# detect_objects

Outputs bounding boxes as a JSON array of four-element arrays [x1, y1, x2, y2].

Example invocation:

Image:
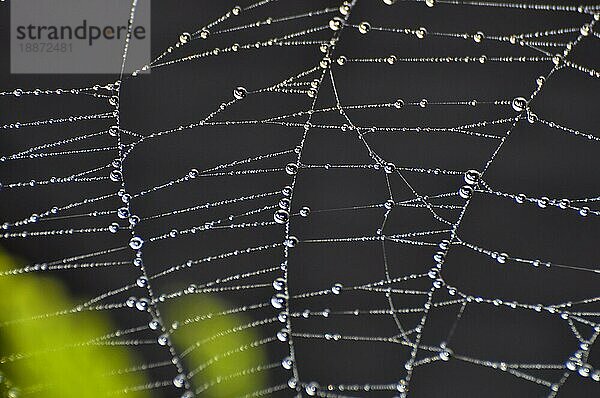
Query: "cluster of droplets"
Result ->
[[0, 370, 20, 398], [565, 343, 600, 381], [511, 192, 595, 217], [458, 169, 481, 200]]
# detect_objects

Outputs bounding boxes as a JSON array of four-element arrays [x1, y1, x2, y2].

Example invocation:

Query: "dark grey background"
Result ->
[[1, 1, 599, 397]]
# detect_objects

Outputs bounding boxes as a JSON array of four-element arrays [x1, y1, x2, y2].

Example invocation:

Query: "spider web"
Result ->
[[1, 0, 600, 397]]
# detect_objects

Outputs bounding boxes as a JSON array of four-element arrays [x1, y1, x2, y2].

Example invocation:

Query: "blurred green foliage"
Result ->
[[0, 250, 149, 398], [0, 249, 269, 397], [167, 294, 268, 397]]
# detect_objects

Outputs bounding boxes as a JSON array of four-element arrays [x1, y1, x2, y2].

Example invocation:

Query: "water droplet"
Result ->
[[129, 236, 144, 250], [552, 54, 562, 65], [416, 27, 427, 39], [277, 328, 289, 342], [136, 276, 148, 288], [285, 163, 298, 175], [126, 296, 136, 307], [179, 32, 191, 44], [566, 359, 578, 371], [497, 252, 508, 264], [299, 206, 311, 217], [536, 76, 545, 87], [282, 356, 294, 369], [464, 169, 480, 185], [109, 170, 122, 182], [305, 382, 319, 396], [272, 277, 285, 291], [511, 97, 527, 112], [157, 334, 169, 345], [129, 215, 140, 226], [459, 185, 473, 199], [580, 24, 591, 36], [329, 17, 344, 31], [358, 21, 371, 34], [271, 293, 287, 309], [578, 364, 592, 377], [109, 223, 119, 233], [188, 168, 199, 179], [284, 236, 299, 248], [7, 388, 20, 398], [384, 162, 396, 174], [173, 374, 186, 388], [558, 199, 570, 209], [233, 86, 247, 100], [274, 209, 290, 224], [473, 31, 485, 43], [149, 319, 160, 330], [135, 297, 149, 311], [118, 207, 130, 219], [331, 283, 343, 294], [288, 377, 298, 388], [279, 198, 291, 210], [394, 99, 404, 108], [278, 312, 288, 323], [439, 348, 453, 361]]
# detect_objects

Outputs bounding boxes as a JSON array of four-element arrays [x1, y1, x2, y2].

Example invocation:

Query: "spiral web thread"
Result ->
[[1, 0, 600, 397]]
